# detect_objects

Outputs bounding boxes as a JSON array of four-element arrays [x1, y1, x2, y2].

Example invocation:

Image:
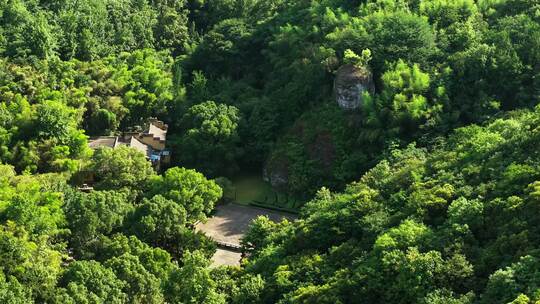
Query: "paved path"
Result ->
[[196, 204, 296, 266], [210, 249, 242, 268]]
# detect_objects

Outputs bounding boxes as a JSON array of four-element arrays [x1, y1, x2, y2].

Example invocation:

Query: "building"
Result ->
[[88, 119, 171, 170]]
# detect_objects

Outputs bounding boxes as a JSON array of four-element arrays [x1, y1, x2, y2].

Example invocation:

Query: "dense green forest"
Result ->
[[0, 0, 539, 303]]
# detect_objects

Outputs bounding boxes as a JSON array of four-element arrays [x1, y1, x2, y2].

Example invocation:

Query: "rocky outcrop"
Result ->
[[334, 64, 375, 110], [263, 159, 289, 189]]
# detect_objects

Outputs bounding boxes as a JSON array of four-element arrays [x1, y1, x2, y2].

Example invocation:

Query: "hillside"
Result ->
[[0, 0, 539, 303], [241, 107, 540, 303]]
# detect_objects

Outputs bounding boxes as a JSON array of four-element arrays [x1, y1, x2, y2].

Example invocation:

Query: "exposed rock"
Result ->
[[334, 64, 375, 110], [263, 159, 289, 189]]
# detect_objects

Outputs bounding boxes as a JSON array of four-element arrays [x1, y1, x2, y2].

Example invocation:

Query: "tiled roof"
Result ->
[[129, 136, 151, 157], [88, 121, 168, 160], [89, 136, 150, 158], [88, 137, 117, 149], [148, 123, 167, 141]]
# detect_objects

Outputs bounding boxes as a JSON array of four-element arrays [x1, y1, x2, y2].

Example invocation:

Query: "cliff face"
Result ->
[[263, 103, 365, 196], [262, 65, 376, 195], [334, 64, 375, 110]]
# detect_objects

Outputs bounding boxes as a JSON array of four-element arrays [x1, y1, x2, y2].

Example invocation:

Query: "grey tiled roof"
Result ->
[[129, 136, 151, 157], [88, 137, 117, 149], [148, 123, 166, 141], [88, 121, 167, 159]]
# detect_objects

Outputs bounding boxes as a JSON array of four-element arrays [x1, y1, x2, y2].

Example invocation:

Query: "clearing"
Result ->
[[229, 174, 303, 211], [196, 203, 296, 266]]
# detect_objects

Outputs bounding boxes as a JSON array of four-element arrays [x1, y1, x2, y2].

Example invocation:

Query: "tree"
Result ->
[[231, 273, 265, 304], [87, 109, 118, 136], [241, 216, 282, 254], [56, 260, 127, 304], [105, 0, 157, 52], [90, 146, 155, 191], [176, 101, 241, 176], [482, 256, 540, 304], [105, 253, 164, 304], [152, 0, 190, 55], [364, 11, 436, 71], [373, 220, 432, 253], [0, 1, 57, 58], [63, 190, 132, 254], [419, 0, 478, 28], [328, 10, 436, 74], [126, 195, 188, 258], [0, 272, 31, 304], [361, 60, 433, 141], [84, 234, 176, 283], [0, 171, 67, 239], [0, 223, 63, 301], [34, 100, 81, 144], [56, 0, 111, 60], [1, 0, 540, 301], [343, 48, 372, 68], [422, 289, 474, 304], [189, 18, 253, 77], [111, 50, 174, 127], [0, 164, 15, 188], [165, 251, 226, 304], [56, 0, 158, 60], [149, 167, 222, 222]]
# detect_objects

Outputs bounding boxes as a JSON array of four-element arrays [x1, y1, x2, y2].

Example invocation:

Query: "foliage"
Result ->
[[165, 250, 226, 304], [362, 59, 434, 141], [343, 48, 372, 68], [105, 253, 164, 304], [56, 260, 127, 303], [240, 107, 540, 303], [149, 167, 222, 223], [64, 190, 132, 255], [90, 146, 155, 191], [126, 195, 188, 259], [0, 0, 539, 302], [174, 100, 241, 176]]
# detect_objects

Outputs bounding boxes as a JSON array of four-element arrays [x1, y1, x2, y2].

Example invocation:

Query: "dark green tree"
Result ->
[[176, 101, 241, 176], [63, 190, 132, 254], [90, 146, 155, 191], [56, 261, 127, 304], [149, 167, 222, 223]]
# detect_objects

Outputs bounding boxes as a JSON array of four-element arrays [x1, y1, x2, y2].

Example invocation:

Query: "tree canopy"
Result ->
[[0, 0, 540, 303]]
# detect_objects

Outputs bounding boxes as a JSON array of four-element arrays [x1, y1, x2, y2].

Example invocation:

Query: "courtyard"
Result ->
[[196, 203, 296, 266]]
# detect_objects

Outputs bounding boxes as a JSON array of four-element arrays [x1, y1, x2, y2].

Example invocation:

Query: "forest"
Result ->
[[0, 0, 539, 303]]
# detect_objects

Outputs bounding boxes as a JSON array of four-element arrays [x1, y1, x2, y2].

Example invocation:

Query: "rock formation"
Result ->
[[263, 160, 289, 189], [334, 64, 375, 110]]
